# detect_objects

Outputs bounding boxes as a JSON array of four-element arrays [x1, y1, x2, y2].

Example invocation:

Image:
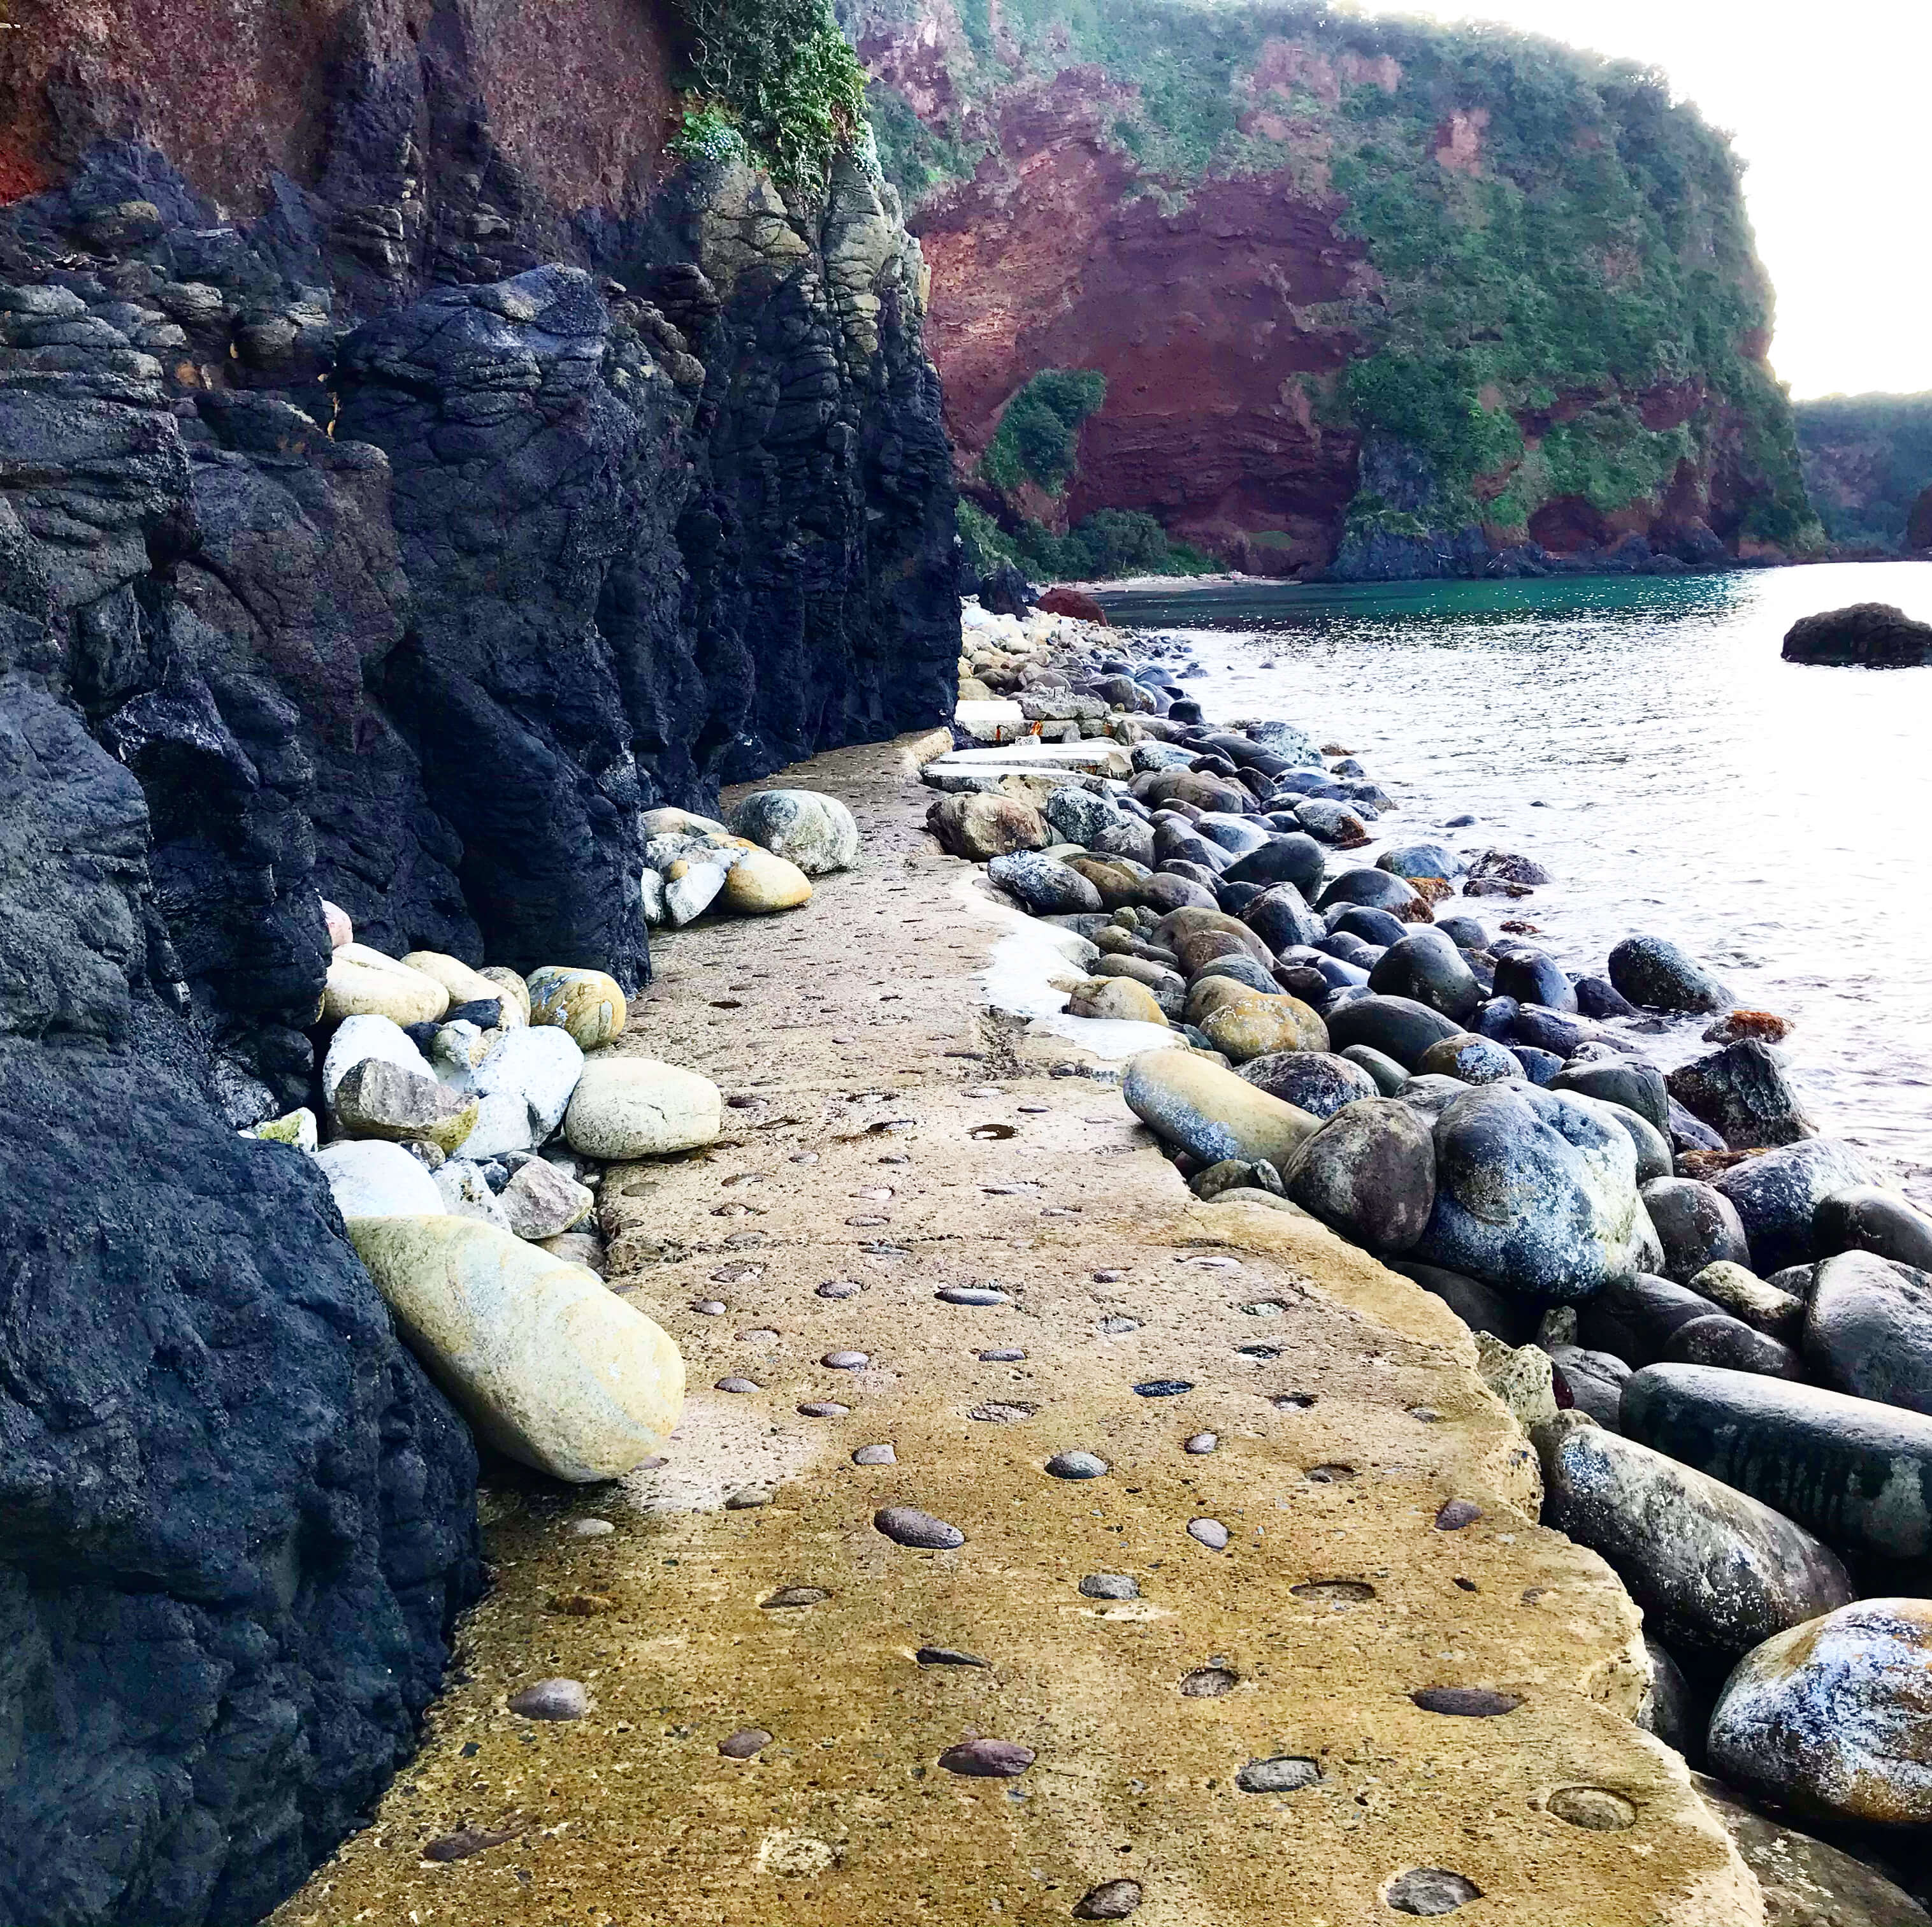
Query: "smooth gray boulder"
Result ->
[[1368, 929, 1482, 1024], [1715, 1139, 1878, 1273], [1660, 1311, 1802, 1380], [1621, 1364, 1932, 1560], [1805, 1251, 1932, 1415], [1413, 1083, 1661, 1303], [987, 850, 1104, 915], [1538, 1411, 1854, 1657], [1284, 1097, 1437, 1253], [1579, 1272, 1722, 1366], [1643, 1177, 1751, 1283], [1815, 1187, 1932, 1271], [1239, 1050, 1380, 1118], [1608, 934, 1733, 1013], [1325, 995, 1464, 1071], [1552, 1058, 1670, 1136], [1707, 1599, 1932, 1828], [1543, 1343, 1630, 1429]]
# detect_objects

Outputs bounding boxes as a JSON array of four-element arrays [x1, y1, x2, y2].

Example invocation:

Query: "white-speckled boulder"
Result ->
[[564, 1057, 722, 1159], [730, 788, 860, 874]]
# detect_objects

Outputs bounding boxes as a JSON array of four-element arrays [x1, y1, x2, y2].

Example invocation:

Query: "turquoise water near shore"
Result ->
[[1097, 561, 1932, 1203]]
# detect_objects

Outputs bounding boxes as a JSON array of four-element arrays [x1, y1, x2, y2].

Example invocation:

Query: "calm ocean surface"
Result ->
[[1097, 561, 1932, 1204]]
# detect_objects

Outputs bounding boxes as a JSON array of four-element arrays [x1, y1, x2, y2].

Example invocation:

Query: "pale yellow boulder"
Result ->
[[401, 950, 502, 1009], [1065, 977, 1168, 1027], [322, 944, 450, 1026], [1185, 974, 1269, 1025], [527, 966, 628, 1049], [1197, 992, 1329, 1064], [347, 1216, 683, 1482], [1122, 1048, 1321, 1171], [248, 1108, 318, 1151], [565, 1057, 722, 1159], [321, 900, 354, 949], [479, 966, 531, 1027], [721, 847, 813, 914]]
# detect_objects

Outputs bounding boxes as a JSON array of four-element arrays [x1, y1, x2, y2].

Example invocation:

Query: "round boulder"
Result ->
[[1415, 1083, 1661, 1302], [1239, 1051, 1380, 1119], [1123, 1049, 1320, 1173], [1641, 1177, 1751, 1283], [1805, 1251, 1932, 1415], [730, 787, 860, 874], [1608, 934, 1733, 1014], [1325, 995, 1464, 1071], [1708, 1599, 1932, 1827], [1417, 1032, 1520, 1086], [986, 851, 1104, 916], [1197, 992, 1328, 1065], [1815, 1187, 1932, 1272], [1715, 1139, 1878, 1273], [926, 793, 1048, 861], [564, 1058, 722, 1159], [722, 848, 814, 914], [1369, 931, 1481, 1023], [1491, 949, 1577, 1014], [527, 966, 628, 1050], [1285, 1098, 1437, 1253], [322, 943, 451, 1027]]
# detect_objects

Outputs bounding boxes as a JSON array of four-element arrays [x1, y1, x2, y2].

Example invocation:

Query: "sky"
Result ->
[[1347, 0, 1932, 399]]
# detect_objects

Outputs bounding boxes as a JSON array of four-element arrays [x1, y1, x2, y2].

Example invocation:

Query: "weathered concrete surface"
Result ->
[[275, 732, 1761, 1927]]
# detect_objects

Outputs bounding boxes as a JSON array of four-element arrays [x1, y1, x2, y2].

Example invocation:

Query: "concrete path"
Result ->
[[276, 732, 1760, 1927]]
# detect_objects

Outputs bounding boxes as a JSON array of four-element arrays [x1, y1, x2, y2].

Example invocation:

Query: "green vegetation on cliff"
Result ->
[[981, 368, 1107, 496], [1794, 394, 1932, 550], [844, 0, 1820, 562], [672, 0, 869, 189]]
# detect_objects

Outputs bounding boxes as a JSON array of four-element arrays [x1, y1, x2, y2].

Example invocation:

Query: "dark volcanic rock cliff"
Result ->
[[844, 0, 1820, 579], [0, 3, 955, 1921]]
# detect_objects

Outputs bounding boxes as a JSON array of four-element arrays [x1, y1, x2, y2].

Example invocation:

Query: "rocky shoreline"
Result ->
[[935, 598, 1932, 1910]]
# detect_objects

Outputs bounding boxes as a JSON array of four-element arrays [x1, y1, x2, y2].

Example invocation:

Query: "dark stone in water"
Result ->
[[1575, 975, 1639, 1020], [1782, 601, 1932, 666], [1668, 1039, 1817, 1149], [1222, 832, 1326, 894], [1330, 905, 1409, 948], [1621, 1362, 1932, 1559], [1608, 935, 1733, 1014], [1369, 931, 1482, 1024], [1715, 1139, 1877, 1273], [1508, 1044, 1563, 1085], [1492, 949, 1576, 1013]]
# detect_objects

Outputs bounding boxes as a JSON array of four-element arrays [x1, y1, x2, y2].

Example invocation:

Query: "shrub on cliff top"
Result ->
[[674, 0, 869, 191]]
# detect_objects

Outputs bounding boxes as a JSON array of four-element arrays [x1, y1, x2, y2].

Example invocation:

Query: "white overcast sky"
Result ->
[[1346, 0, 1931, 398]]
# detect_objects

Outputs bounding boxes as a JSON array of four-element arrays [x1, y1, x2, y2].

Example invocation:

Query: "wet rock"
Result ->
[[1285, 1098, 1437, 1253], [1417, 1032, 1520, 1085], [1579, 1271, 1720, 1366], [1492, 949, 1576, 1013], [875, 1506, 964, 1549], [926, 792, 1048, 860], [1369, 931, 1482, 1023], [1575, 975, 1640, 1021], [1073, 1877, 1144, 1918], [1552, 1059, 1670, 1137], [1607, 934, 1733, 1014], [1239, 1050, 1379, 1118], [1079, 1573, 1139, 1599], [1537, 1411, 1853, 1657], [937, 1737, 1034, 1777], [1717, 1139, 1878, 1273], [1806, 1252, 1932, 1415], [1471, 849, 1550, 887], [1123, 1048, 1320, 1172], [1380, 841, 1466, 881], [1294, 797, 1370, 846], [508, 1678, 587, 1720], [1668, 1040, 1816, 1149], [1694, 1772, 1932, 1927], [350, 1218, 682, 1482], [1224, 834, 1327, 895], [1415, 1083, 1660, 1303], [1390, 1260, 1532, 1345], [1643, 1178, 1752, 1283], [989, 850, 1105, 915], [1235, 1756, 1321, 1793], [730, 788, 860, 874], [1662, 1311, 1801, 1378], [1815, 1187, 1932, 1271], [1708, 1599, 1932, 1827], [1622, 1364, 1932, 1559], [1782, 601, 1932, 666], [564, 1058, 722, 1159], [1325, 995, 1465, 1071]]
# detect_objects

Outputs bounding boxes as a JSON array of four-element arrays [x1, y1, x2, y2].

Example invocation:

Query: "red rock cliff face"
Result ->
[[907, 70, 1368, 570]]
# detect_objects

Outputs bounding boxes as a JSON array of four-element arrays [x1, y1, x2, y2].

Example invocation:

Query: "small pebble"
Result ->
[[937, 1736, 1034, 1777], [715, 1376, 760, 1394], [1306, 1463, 1356, 1483], [1184, 1432, 1218, 1454], [1179, 1666, 1237, 1697], [1187, 1518, 1230, 1550], [424, 1824, 520, 1863], [1236, 1344, 1280, 1360], [1272, 1392, 1316, 1411], [818, 1280, 861, 1299], [978, 1347, 1026, 1362], [738, 1327, 780, 1343], [1093, 1269, 1127, 1283], [789, 1152, 819, 1165], [798, 1401, 850, 1418], [724, 1486, 772, 1509], [823, 1350, 870, 1370], [1235, 1755, 1321, 1794], [1100, 1317, 1142, 1335], [1411, 1687, 1522, 1717], [937, 1285, 1013, 1306], [760, 1586, 828, 1608], [507, 1678, 586, 1721], [1017, 1103, 1049, 1114], [1133, 1378, 1193, 1398], [967, 1401, 1036, 1423], [1073, 1879, 1143, 1920], [1044, 1450, 1109, 1480], [1434, 1499, 1483, 1531], [852, 1443, 897, 1465], [692, 1299, 727, 1315], [719, 1727, 772, 1758], [568, 1518, 615, 1538], [1387, 1869, 1483, 1915], [874, 1506, 964, 1549], [1410, 1405, 1443, 1424], [916, 1646, 991, 1668], [1081, 1573, 1139, 1600]]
